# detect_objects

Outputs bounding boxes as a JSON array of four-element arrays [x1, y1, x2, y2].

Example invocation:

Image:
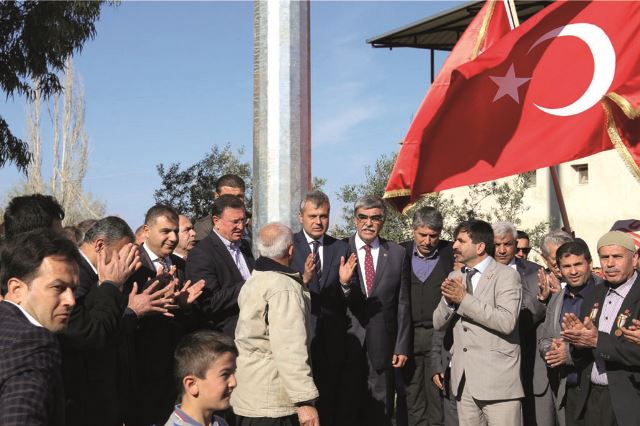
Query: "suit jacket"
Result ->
[[571, 273, 640, 425], [343, 235, 411, 371], [291, 231, 350, 364], [186, 230, 255, 337], [515, 258, 549, 396], [0, 301, 65, 426], [60, 256, 126, 426], [537, 275, 599, 411], [433, 256, 523, 401]]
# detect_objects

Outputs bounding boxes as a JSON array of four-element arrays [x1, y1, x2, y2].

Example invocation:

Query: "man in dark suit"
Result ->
[[339, 195, 411, 426], [0, 229, 80, 425], [562, 231, 640, 426], [290, 190, 355, 426], [193, 174, 247, 242], [398, 206, 453, 426], [186, 194, 255, 337], [124, 204, 204, 426], [492, 221, 550, 426], [61, 216, 141, 426]]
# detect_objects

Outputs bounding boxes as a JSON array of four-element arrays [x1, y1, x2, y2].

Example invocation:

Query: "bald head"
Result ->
[[256, 222, 294, 264]]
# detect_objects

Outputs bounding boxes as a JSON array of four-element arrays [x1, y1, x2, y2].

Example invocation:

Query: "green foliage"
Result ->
[[154, 144, 251, 220], [0, 1, 107, 171], [312, 176, 327, 192], [334, 152, 548, 244]]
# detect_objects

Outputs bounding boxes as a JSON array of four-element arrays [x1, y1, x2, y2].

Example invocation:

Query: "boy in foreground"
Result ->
[[165, 330, 238, 426]]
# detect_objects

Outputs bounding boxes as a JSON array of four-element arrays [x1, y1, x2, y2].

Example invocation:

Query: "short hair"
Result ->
[[353, 195, 387, 217], [516, 230, 530, 241], [412, 206, 443, 232], [75, 219, 98, 243], [299, 190, 330, 212], [144, 204, 179, 226], [556, 241, 592, 264], [215, 174, 245, 193], [492, 221, 517, 240], [174, 330, 238, 397], [256, 222, 293, 259], [540, 230, 573, 258], [454, 220, 495, 256], [63, 226, 82, 244], [83, 216, 135, 245], [3, 194, 65, 238], [0, 229, 81, 295], [212, 194, 246, 217]]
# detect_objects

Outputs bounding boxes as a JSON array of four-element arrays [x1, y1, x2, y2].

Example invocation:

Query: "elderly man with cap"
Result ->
[[561, 231, 640, 426]]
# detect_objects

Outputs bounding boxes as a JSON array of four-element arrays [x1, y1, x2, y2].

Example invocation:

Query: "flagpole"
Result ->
[[505, 0, 572, 233]]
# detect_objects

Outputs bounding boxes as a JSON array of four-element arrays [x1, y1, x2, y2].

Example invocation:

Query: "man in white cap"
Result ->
[[561, 231, 640, 426]]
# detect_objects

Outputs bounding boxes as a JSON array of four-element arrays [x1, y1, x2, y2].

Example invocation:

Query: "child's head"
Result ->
[[174, 330, 238, 412]]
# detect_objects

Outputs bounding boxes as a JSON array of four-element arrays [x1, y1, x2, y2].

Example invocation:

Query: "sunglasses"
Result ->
[[517, 247, 532, 254]]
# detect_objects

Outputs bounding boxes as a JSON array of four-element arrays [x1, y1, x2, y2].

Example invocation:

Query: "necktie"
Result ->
[[465, 268, 478, 295], [311, 240, 322, 282], [363, 244, 375, 296], [155, 257, 168, 275]]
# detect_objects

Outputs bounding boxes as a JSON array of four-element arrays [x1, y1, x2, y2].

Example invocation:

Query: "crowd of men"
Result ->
[[1, 173, 639, 426]]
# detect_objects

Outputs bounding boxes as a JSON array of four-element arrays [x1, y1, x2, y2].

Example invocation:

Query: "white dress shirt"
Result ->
[[469, 255, 493, 294], [142, 243, 173, 274], [214, 229, 251, 281], [5, 300, 43, 327], [303, 231, 324, 271]]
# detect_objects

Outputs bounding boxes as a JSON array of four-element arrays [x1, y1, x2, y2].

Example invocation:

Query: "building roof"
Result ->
[[367, 1, 552, 51]]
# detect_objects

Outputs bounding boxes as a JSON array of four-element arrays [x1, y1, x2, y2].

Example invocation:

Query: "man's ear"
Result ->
[[288, 244, 294, 258], [6, 277, 28, 303], [476, 242, 486, 256], [94, 238, 106, 253], [183, 375, 199, 397]]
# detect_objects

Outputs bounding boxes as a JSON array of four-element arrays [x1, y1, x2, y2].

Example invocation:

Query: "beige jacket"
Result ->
[[231, 266, 318, 418]]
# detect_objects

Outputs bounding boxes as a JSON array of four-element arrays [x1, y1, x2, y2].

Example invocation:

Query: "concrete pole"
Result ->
[[252, 0, 311, 238]]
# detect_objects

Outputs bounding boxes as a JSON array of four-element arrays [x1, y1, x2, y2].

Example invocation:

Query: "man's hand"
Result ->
[[441, 277, 465, 305], [127, 281, 175, 318], [339, 253, 358, 284], [537, 268, 550, 302], [545, 338, 568, 368], [297, 405, 320, 426], [432, 373, 444, 391], [97, 243, 141, 289], [561, 315, 598, 348], [621, 318, 640, 345], [548, 273, 561, 294], [302, 253, 315, 285], [174, 279, 205, 308], [392, 354, 408, 368]]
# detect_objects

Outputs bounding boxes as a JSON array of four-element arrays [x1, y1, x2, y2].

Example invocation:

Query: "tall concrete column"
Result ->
[[252, 0, 311, 238]]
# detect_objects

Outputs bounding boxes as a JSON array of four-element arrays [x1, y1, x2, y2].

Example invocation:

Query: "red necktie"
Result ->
[[363, 244, 375, 296]]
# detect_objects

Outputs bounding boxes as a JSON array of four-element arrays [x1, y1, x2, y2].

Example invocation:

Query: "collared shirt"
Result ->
[[591, 272, 637, 385], [468, 256, 493, 294], [560, 277, 596, 385], [79, 250, 98, 276], [142, 243, 173, 274], [508, 258, 517, 270], [355, 233, 380, 298], [163, 404, 228, 426], [412, 243, 439, 282], [214, 229, 251, 281], [303, 230, 324, 271], [5, 300, 43, 328]]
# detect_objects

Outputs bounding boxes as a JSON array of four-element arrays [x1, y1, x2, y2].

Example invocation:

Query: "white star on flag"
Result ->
[[489, 64, 531, 104]]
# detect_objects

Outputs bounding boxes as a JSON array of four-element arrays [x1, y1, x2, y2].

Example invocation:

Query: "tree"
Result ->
[[0, 1, 106, 172], [333, 152, 548, 245], [154, 144, 252, 219], [4, 59, 105, 225]]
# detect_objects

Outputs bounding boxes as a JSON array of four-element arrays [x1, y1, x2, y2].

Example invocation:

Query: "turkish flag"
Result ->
[[385, 0, 512, 210], [385, 0, 640, 211]]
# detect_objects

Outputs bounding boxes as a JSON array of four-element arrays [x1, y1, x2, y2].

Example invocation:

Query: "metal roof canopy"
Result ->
[[367, 1, 552, 51]]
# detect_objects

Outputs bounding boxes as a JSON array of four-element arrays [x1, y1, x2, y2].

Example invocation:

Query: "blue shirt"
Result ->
[[411, 243, 439, 282]]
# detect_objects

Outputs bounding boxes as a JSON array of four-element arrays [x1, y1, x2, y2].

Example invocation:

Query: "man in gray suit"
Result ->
[[492, 221, 550, 426], [433, 220, 523, 425], [538, 241, 599, 426]]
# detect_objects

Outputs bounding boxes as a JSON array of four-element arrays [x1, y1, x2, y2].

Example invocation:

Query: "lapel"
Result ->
[[349, 235, 366, 294], [551, 290, 565, 335], [240, 239, 255, 271], [320, 235, 338, 288], [473, 257, 496, 300], [139, 243, 156, 274], [208, 231, 243, 280], [372, 238, 389, 295], [600, 274, 640, 333]]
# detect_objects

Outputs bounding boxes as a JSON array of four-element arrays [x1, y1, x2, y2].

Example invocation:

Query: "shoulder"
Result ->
[[214, 415, 230, 426], [491, 259, 520, 281], [381, 238, 404, 254], [248, 271, 304, 294]]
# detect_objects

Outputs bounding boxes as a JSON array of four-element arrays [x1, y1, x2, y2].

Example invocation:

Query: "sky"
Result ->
[[0, 1, 456, 228]]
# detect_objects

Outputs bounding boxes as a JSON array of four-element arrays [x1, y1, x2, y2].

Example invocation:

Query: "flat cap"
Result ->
[[597, 231, 636, 253]]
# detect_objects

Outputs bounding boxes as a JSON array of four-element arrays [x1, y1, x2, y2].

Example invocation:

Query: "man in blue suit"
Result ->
[[291, 190, 357, 426]]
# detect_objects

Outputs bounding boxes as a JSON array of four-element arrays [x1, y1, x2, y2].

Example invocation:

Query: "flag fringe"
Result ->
[[602, 99, 640, 183], [606, 92, 640, 119]]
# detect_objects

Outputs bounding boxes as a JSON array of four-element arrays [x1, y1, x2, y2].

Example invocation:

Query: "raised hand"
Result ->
[[339, 253, 358, 285], [174, 279, 205, 308], [127, 281, 175, 318], [548, 273, 562, 294], [537, 268, 550, 301], [302, 253, 315, 285], [97, 243, 141, 290], [621, 319, 640, 345], [441, 276, 465, 305], [561, 315, 598, 348]]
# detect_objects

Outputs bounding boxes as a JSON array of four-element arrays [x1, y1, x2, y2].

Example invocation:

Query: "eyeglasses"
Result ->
[[356, 214, 384, 224], [517, 247, 532, 254]]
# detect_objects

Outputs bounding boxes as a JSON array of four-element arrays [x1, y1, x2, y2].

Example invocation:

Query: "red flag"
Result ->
[[385, 1, 640, 211], [385, 0, 512, 210]]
